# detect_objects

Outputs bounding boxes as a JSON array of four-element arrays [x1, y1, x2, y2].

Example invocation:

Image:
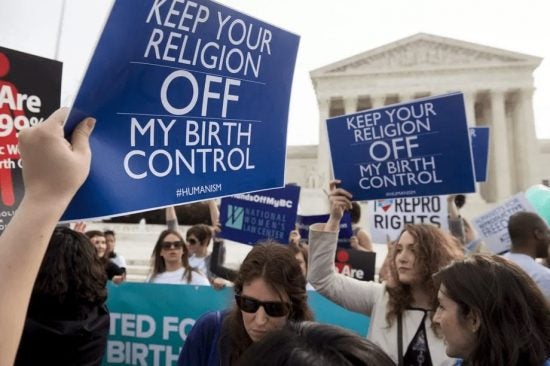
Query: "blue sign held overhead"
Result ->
[[62, 0, 300, 221], [327, 92, 476, 201], [469, 127, 490, 182], [219, 185, 301, 245], [296, 213, 353, 248]]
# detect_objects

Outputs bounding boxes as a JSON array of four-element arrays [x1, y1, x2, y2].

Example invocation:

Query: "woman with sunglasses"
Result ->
[[308, 182, 463, 365], [146, 229, 210, 285], [177, 242, 314, 365]]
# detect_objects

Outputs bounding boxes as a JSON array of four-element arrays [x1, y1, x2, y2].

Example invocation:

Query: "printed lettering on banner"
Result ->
[[62, 0, 300, 221], [327, 92, 476, 201], [367, 196, 448, 243], [472, 193, 535, 254], [0, 46, 62, 232], [219, 184, 300, 245]]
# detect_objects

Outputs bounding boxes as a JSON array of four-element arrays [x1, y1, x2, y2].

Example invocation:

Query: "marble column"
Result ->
[[343, 96, 357, 114], [399, 93, 415, 103], [370, 95, 386, 109], [515, 88, 541, 190], [488, 90, 512, 201], [316, 97, 332, 189], [463, 91, 477, 126]]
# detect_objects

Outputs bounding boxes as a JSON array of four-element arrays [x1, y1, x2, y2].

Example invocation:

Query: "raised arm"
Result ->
[[308, 180, 383, 315], [446, 195, 465, 245], [0, 108, 94, 365], [209, 238, 237, 282], [166, 205, 179, 231]]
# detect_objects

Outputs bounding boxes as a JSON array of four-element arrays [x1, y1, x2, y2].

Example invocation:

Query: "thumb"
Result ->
[[71, 117, 95, 155]]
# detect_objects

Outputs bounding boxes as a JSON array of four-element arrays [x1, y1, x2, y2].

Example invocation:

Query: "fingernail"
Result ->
[[86, 118, 96, 132]]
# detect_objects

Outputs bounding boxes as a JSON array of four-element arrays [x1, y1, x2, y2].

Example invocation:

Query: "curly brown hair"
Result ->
[[386, 224, 463, 332], [220, 242, 314, 364]]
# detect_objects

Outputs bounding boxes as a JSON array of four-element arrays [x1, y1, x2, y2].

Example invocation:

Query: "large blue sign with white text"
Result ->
[[469, 126, 490, 182], [219, 184, 301, 245], [62, 0, 300, 221], [327, 93, 476, 201]]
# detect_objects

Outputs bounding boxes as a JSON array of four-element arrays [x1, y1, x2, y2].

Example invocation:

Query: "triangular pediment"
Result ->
[[311, 33, 542, 77]]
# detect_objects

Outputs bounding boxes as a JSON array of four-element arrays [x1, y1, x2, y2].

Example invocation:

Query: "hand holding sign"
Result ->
[[19, 108, 94, 205], [326, 180, 353, 232]]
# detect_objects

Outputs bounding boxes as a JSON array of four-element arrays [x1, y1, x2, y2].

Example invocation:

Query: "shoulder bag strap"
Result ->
[[397, 313, 404, 366]]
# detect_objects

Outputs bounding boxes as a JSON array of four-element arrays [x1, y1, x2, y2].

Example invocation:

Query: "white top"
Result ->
[[110, 253, 127, 268], [308, 223, 455, 366], [147, 268, 210, 286], [502, 252, 550, 301], [188, 255, 208, 275]]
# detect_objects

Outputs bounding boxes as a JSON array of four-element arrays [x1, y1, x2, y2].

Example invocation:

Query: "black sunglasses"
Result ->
[[235, 294, 290, 317], [161, 240, 184, 250], [187, 237, 199, 245]]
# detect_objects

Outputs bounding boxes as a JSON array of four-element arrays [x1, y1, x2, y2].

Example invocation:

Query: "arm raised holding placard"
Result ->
[[0, 108, 94, 366]]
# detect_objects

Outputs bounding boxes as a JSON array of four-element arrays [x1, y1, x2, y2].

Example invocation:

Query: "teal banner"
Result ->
[[103, 282, 370, 365]]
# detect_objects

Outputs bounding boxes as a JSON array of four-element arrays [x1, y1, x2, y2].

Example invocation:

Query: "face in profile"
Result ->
[[186, 233, 201, 256], [239, 277, 290, 342], [433, 285, 477, 359], [160, 233, 184, 265], [105, 233, 116, 254], [90, 235, 107, 258], [394, 230, 422, 285]]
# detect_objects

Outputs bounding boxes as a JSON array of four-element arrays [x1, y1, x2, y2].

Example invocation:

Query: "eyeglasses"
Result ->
[[235, 294, 290, 317], [186, 237, 199, 245], [160, 240, 184, 250]]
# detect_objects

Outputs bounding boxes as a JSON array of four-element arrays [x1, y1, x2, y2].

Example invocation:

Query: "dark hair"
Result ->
[[508, 211, 549, 254], [434, 254, 550, 366], [350, 201, 361, 224], [149, 229, 193, 283], [221, 242, 314, 363], [33, 227, 107, 305], [454, 194, 466, 209], [85, 230, 105, 239], [288, 241, 309, 272], [186, 224, 212, 246], [236, 321, 395, 366], [104, 230, 115, 237], [387, 224, 463, 331]]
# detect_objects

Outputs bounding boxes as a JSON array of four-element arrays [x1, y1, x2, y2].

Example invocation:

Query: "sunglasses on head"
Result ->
[[235, 294, 290, 317], [160, 240, 184, 250], [187, 237, 199, 245]]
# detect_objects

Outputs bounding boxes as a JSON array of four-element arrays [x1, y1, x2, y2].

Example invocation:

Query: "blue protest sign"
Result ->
[[327, 92, 476, 201], [62, 0, 300, 221], [296, 212, 353, 248], [103, 283, 370, 365], [219, 184, 301, 244], [469, 127, 490, 182]]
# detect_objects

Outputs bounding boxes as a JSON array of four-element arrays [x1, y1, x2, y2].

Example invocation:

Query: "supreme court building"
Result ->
[[286, 33, 550, 213]]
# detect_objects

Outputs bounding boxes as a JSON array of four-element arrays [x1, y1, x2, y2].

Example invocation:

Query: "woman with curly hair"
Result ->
[[178, 242, 314, 365], [146, 229, 210, 285], [15, 226, 110, 365], [433, 254, 550, 366], [308, 181, 463, 366]]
